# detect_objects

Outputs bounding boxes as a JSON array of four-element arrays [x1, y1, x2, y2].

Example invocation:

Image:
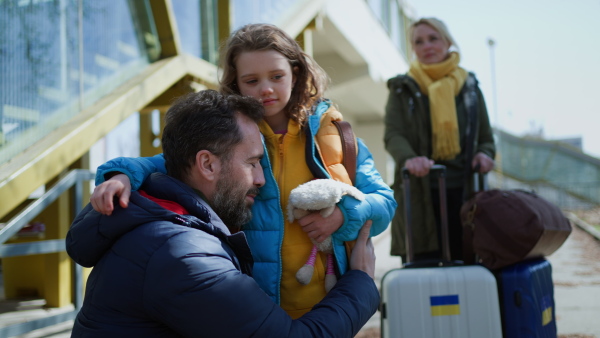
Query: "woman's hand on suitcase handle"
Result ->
[[404, 156, 434, 177], [350, 220, 375, 279], [471, 152, 495, 174]]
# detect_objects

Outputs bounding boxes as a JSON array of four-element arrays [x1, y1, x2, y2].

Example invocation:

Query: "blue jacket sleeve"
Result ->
[[95, 154, 166, 190], [146, 236, 379, 337], [333, 138, 396, 241]]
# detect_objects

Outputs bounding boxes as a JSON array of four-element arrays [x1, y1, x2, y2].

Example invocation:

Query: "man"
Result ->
[[66, 90, 378, 337]]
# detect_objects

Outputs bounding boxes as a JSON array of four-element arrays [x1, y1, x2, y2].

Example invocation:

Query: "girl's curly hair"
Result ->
[[219, 23, 329, 125]]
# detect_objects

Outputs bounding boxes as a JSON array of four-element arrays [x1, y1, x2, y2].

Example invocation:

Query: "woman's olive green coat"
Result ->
[[384, 73, 496, 257]]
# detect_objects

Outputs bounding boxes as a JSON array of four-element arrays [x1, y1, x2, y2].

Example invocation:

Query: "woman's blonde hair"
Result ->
[[409, 17, 458, 50], [219, 23, 329, 125]]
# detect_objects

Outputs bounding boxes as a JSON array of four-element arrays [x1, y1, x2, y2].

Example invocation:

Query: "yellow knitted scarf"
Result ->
[[408, 52, 467, 160]]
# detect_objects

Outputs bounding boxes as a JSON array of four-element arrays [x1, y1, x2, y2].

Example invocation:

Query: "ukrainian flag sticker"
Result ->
[[541, 295, 553, 326], [430, 295, 460, 316]]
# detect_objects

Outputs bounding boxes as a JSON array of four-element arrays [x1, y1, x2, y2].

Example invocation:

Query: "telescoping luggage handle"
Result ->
[[472, 164, 489, 193], [402, 164, 453, 266], [463, 166, 488, 265]]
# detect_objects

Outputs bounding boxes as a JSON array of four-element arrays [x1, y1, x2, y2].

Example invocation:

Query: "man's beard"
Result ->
[[211, 170, 259, 233]]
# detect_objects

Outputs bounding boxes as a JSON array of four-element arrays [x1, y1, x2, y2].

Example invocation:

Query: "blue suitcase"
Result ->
[[495, 258, 557, 338]]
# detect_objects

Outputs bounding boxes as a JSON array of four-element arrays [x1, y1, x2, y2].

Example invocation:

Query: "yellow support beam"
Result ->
[[139, 109, 165, 158], [218, 0, 231, 46], [2, 247, 45, 299], [149, 0, 180, 58], [138, 74, 213, 157], [297, 27, 314, 58]]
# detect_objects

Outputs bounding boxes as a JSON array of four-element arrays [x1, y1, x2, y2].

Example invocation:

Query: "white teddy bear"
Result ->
[[287, 179, 365, 292]]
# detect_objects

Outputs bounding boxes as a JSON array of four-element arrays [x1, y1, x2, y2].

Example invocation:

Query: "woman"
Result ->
[[384, 17, 495, 263]]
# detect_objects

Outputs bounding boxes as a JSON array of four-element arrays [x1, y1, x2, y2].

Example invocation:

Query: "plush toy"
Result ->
[[287, 179, 365, 292]]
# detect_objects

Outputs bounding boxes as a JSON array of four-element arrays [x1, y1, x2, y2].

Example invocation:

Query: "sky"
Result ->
[[406, 0, 600, 159]]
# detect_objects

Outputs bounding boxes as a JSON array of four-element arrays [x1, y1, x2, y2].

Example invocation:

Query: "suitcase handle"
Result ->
[[402, 165, 454, 266], [472, 164, 489, 192], [464, 168, 488, 265]]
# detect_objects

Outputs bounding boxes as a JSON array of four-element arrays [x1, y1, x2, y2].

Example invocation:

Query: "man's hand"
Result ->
[[298, 206, 343, 244], [404, 156, 434, 177], [350, 220, 375, 279], [472, 152, 495, 173], [90, 174, 132, 216]]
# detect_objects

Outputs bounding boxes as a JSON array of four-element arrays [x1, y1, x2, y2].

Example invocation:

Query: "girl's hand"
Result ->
[[404, 156, 434, 177], [472, 152, 495, 173], [298, 206, 344, 243], [90, 174, 132, 216]]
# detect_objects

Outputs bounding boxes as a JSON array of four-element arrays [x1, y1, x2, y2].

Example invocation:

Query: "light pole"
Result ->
[[487, 37, 503, 188], [487, 38, 498, 128]]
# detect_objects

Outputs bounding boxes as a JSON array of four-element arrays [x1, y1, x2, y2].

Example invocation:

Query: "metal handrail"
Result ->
[[0, 169, 94, 337], [0, 170, 94, 244]]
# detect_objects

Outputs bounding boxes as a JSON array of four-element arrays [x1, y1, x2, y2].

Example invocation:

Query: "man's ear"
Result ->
[[195, 150, 220, 181]]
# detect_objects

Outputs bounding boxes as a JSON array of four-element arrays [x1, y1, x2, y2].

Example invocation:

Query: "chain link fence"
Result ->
[[491, 129, 600, 210]]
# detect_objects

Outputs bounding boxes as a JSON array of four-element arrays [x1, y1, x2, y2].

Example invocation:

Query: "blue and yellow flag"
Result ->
[[541, 295, 553, 326], [430, 295, 460, 316]]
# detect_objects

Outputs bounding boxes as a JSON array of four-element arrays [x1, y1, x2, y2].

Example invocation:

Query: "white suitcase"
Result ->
[[381, 264, 502, 337], [380, 165, 502, 338]]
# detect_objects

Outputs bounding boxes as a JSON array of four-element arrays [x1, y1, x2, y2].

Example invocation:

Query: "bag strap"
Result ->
[[330, 120, 359, 262], [332, 120, 356, 184], [304, 129, 329, 180], [461, 200, 477, 265]]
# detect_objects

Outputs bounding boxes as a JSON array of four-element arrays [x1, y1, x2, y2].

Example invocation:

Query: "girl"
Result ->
[[91, 23, 396, 318]]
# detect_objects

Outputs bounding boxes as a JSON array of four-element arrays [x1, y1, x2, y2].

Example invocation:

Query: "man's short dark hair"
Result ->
[[161, 90, 264, 181]]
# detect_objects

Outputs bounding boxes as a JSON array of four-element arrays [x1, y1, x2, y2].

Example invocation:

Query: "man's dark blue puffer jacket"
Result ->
[[66, 173, 379, 337]]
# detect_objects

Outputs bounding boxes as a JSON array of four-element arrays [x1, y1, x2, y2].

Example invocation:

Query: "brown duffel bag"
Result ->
[[461, 189, 572, 270]]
